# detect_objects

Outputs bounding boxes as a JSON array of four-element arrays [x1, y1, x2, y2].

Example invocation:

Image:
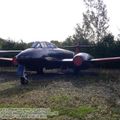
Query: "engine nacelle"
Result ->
[[73, 52, 93, 68], [73, 55, 83, 66]]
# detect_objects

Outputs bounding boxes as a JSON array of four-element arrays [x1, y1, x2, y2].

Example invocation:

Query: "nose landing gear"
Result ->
[[17, 64, 29, 85], [20, 76, 28, 85]]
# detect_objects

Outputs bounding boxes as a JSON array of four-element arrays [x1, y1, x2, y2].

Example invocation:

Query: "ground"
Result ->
[[0, 68, 120, 120]]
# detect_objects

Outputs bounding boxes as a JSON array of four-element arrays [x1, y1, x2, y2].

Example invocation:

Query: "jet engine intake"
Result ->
[[73, 55, 83, 67]]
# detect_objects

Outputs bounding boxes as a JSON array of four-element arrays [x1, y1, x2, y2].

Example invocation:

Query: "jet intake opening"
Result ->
[[73, 56, 83, 66]]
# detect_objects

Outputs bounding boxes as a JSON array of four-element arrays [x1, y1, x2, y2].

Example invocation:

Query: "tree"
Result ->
[[75, 0, 109, 42], [73, 24, 91, 45], [100, 33, 114, 47], [0, 38, 28, 50], [0, 38, 5, 49], [94, 33, 116, 57], [51, 40, 62, 47], [62, 36, 74, 46]]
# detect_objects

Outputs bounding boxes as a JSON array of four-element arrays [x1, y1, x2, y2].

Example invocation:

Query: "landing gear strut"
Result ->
[[17, 64, 29, 85]]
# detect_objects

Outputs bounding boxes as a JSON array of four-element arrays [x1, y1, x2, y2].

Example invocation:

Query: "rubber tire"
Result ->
[[20, 77, 29, 85]]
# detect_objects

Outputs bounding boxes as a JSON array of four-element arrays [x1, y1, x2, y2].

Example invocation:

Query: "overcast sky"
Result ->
[[0, 0, 119, 43]]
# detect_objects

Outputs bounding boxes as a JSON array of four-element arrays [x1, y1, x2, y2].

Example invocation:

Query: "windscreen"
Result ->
[[31, 41, 57, 48], [31, 42, 41, 48]]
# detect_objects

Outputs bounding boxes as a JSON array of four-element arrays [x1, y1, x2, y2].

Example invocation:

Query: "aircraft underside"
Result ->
[[20, 58, 91, 71]]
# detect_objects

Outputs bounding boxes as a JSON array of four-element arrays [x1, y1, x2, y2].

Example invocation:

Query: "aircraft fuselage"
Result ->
[[16, 42, 75, 70]]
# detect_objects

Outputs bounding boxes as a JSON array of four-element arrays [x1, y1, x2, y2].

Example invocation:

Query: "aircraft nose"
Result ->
[[16, 48, 43, 64], [16, 51, 33, 60], [15, 50, 34, 65]]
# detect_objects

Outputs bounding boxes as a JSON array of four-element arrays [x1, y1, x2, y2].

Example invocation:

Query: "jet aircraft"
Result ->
[[0, 41, 120, 85]]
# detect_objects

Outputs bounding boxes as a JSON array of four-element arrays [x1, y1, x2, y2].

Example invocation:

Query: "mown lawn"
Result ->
[[0, 68, 120, 120]]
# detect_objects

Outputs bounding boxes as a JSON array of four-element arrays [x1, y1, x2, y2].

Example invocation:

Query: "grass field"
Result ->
[[0, 68, 120, 120]]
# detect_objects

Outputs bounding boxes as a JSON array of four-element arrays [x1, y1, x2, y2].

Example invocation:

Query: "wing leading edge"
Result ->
[[62, 56, 120, 69], [0, 50, 21, 67], [91, 57, 120, 68], [0, 57, 13, 67], [91, 57, 120, 62]]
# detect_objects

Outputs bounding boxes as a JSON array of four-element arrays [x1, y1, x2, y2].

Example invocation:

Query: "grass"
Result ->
[[55, 105, 96, 119], [0, 68, 120, 119]]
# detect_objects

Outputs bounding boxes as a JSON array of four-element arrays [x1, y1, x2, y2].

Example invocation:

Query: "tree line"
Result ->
[[0, 38, 31, 50], [51, 33, 120, 58]]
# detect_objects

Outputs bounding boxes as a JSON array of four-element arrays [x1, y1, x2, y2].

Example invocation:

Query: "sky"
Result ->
[[104, 0, 120, 36], [0, 0, 119, 43]]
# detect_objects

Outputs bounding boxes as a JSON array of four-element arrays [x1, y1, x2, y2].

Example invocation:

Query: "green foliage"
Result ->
[[83, 0, 109, 41], [0, 38, 5, 49], [93, 34, 120, 57], [51, 40, 62, 47], [62, 36, 74, 46], [56, 106, 96, 119], [51, 33, 120, 62], [0, 38, 29, 50]]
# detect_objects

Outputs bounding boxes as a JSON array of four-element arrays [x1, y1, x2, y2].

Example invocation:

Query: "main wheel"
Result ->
[[20, 76, 29, 85]]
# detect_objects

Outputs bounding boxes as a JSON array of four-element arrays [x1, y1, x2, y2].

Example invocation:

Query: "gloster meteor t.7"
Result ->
[[0, 41, 120, 85]]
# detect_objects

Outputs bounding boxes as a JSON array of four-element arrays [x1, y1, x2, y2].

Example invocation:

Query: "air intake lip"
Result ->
[[73, 56, 83, 66]]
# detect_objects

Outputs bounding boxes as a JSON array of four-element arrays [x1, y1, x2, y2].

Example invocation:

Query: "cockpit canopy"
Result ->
[[31, 41, 57, 48]]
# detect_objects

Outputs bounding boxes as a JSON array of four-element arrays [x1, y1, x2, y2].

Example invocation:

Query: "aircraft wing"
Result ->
[[91, 57, 120, 62], [62, 56, 120, 69], [0, 50, 21, 67], [0, 57, 14, 67], [0, 50, 21, 57], [91, 57, 120, 68], [61, 58, 74, 67], [0, 57, 13, 61]]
